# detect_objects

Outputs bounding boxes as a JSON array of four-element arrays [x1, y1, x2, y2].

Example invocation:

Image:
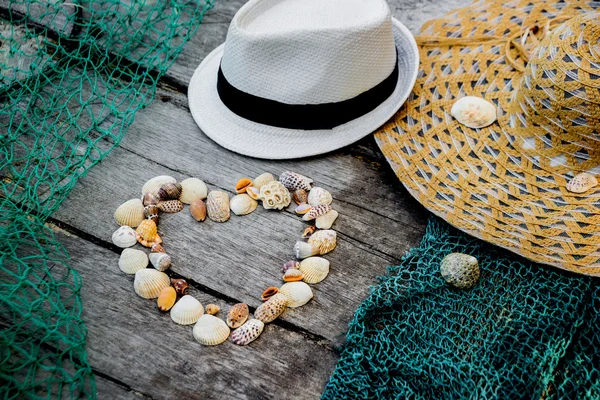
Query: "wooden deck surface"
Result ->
[[47, 0, 466, 398]]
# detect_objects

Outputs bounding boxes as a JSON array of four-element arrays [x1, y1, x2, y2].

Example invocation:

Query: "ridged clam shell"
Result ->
[[157, 286, 176, 312], [142, 175, 176, 197], [135, 219, 162, 247], [149, 252, 171, 272], [294, 241, 319, 259], [279, 282, 313, 308], [283, 268, 304, 282], [566, 173, 598, 194], [450, 96, 496, 129], [193, 314, 230, 346], [440, 253, 480, 289], [158, 183, 182, 201], [180, 178, 208, 204], [226, 303, 249, 329], [235, 178, 253, 194], [254, 293, 288, 323], [260, 181, 291, 210], [170, 295, 204, 325], [307, 187, 332, 206], [112, 226, 137, 248], [316, 210, 339, 230], [230, 194, 258, 216], [302, 204, 332, 221], [118, 248, 148, 274], [114, 198, 145, 227], [206, 191, 230, 222], [205, 304, 220, 315], [190, 199, 207, 221], [158, 200, 184, 213], [252, 173, 275, 189], [299, 257, 330, 283], [134, 269, 170, 299], [307, 230, 337, 255], [230, 319, 264, 345], [279, 171, 313, 191]]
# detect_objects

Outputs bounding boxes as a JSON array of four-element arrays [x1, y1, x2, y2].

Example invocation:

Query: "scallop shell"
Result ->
[[206, 191, 230, 222], [279, 171, 313, 191], [308, 187, 332, 206], [440, 253, 480, 289], [190, 199, 207, 221], [230, 194, 258, 216], [279, 281, 313, 308], [158, 183, 182, 201], [260, 181, 291, 210], [253, 173, 275, 189], [261, 287, 279, 301], [282, 260, 300, 272], [157, 286, 177, 312], [158, 199, 184, 213], [171, 278, 189, 295], [151, 243, 165, 253], [292, 189, 309, 205], [246, 186, 262, 200], [170, 295, 204, 325], [193, 314, 230, 346], [302, 225, 317, 238], [205, 304, 220, 315], [230, 319, 264, 345], [134, 269, 170, 299], [254, 293, 288, 323], [307, 230, 337, 255], [566, 173, 598, 194], [112, 226, 137, 248], [142, 192, 159, 206], [299, 257, 330, 284], [235, 178, 253, 194], [226, 303, 249, 329], [118, 248, 148, 274], [283, 268, 304, 282], [295, 203, 312, 215], [135, 219, 162, 247], [294, 241, 319, 259], [316, 210, 339, 230], [114, 198, 145, 227], [302, 204, 332, 221], [142, 175, 176, 197], [149, 252, 171, 272], [450, 96, 497, 129], [180, 178, 208, 204]]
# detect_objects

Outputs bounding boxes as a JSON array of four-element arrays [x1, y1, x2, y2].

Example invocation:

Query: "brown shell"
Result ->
[[158, 200, 184, 213], [151, 243, 166, 253], [235, 178, 253, 194], [261, 287, 279, 301], [283, 268, 304, 282], [190, 199, 207, 221], [205, 304, 220, 315], [144, 205, 159, 224], [282, 260, 300, 273], [226, 303, 249, 329], [254, 293, 288, 323], [230, 319, 264, 345], [170, 278, 189, 295], [302, 226, 317, 238], [292, 189, 309, 205], [142, 192, 159, 206], [206, 191, 230, 222], [135, 219, 162, 247], [157, 286, 177, 312], [158, 182, 182, 200]]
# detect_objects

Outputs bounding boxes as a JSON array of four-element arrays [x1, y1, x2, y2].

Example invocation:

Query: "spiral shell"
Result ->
[[158, 182, 182, 201], [118, 248, 148, 274], [180, 178, 208, 204], [283, 268, 304, 282], [112, 226, 137, 248], [440, 253, 480, 289], [190, 199, 207, 221], [205, 304, 220, 315], [316, 210, 338, 230], [261, 287, 279, 301], [149, 252, 171, 272], [142, 175, 176, 197], [235, 178, 253, 194], [226, 303, 249, 329], [135, 219, 162, 247], [114, 198, 145, 227], [260, 181, 291, 210], [134, 269, 170, 299], [230, 319, 264, 345], [279, 282, 313, 308], [299, 257, 330, 284], [230, 194, 258, 216], [252, 173, 275, 189], [307, 230, 337, 255], [450, 96, 496, 129], [255, 293, 288, 323], [158, 200, 184, 213], [294, 241, 319, 259], [302, 204, 332, 221], [206, 191, 230, 222], [307, 187, 332, 206], [171, 278, 189, 295], [566, 173, 598, 194], [157, 286, 176, 312], [279, 171, 313, 191], [170, 295, 204, 325], [144, 204, 159, 224], [142, 192, 159, 206], [193, 314, 230, 346]]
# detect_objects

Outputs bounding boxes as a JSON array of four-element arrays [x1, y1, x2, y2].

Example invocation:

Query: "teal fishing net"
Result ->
[[0, 0, 213, 397], [323, 217, 599, 399]]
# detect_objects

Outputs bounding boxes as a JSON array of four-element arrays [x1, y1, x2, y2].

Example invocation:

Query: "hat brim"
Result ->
[[188, 19, 419, 160]]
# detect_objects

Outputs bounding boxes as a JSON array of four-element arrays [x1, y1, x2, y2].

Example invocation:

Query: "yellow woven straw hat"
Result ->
[[376, 0, 600, 276]]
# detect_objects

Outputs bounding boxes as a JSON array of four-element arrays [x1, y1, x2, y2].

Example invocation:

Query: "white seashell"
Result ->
[[252, 173, 275, 189], [566, 173, 598, 193], [295, 203, 312, 215], [206, 191, 230, 222], [193, 314, 230, 345], [180, 178, 208, 204], [315, 209, 339, 230], [307, 230, 337, 255], [230, 319, 264, 345], [246, 186, 262, 200], [112, 226, 137, 248], [254, 293, 288, 323], [114, 198, 145, 227], [299, 257, 330, 283], [230, 194, 258, 216], [294, 241, 320, 259], [279, 171, 313, 191], [149, 252, 171, 272], [142, 175, 176, 196], [307, 187, 332, 206], [302, 204, 332, 221], [118, 248, 148, 274], [260, 181, 291, 210], [279, 282, 313, 308], [450, 96, 497, 129], [170, 295, 204, 325], [133, 269, 170, 299]]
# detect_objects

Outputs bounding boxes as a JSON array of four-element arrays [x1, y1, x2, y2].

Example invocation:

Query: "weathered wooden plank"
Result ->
[[50, 224, 338, 399], [95, 376, 147, 400]]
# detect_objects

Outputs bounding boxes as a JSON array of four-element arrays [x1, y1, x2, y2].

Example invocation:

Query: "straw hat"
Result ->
[[188, 0, 419, 159], [376, 1, 600, 276]]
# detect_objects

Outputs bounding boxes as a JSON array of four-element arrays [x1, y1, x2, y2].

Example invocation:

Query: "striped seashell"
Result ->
[[193, 314, 230, 346], [142, 175, 176, 197], [294, 241, 319, 259], [134, 269, 170, 299], [149, 252, 171, 272], [279, 171, 313, 191], [230, 194, 258, 216], [206, 191, 230, 222], [307, 229, 337, 255], [283, 268, 304, 282], [226, 303, 249, 329], [157, 286, 177, 312], [114, 198, 145, 227], [180, 178, 208, 204], [118, 248, 148, 274], [170, 295, 204, 325], [315, 209, 338, 230], [254, 293, 288, 323], [158, 199, 184, 213], [230, 319, 264, 345], [566, 172, 598, 194], [299, 257, 330, 284], [135, 219, 162, 247], [279, 281, 313, 308], [112, 226, 137, 248], [252, 173, 275, 189], [302, 204, 332, 221], [157, 182, 182, 201], [190, 199, 207, 221], [307, 187, 332, 206]]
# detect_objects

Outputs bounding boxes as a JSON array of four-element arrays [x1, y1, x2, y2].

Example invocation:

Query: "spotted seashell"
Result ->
[[158, 182, 182, 201], [450, 96, 496, 129], [134, 269, 170, 299], [118, 248, 148, 274], [226, 303, 249, 329], [282, 260, 300, 273], [299, 257, 330, 284], [260, 181, 291, 210], [142, 192, 159, 206], [295, 203, 312, 215], [158, 199, 184, 213], [149, 252, 171, 272], [246, 186, 262, 200], [294, 241, 320, 259], [261, 287, 279, 301], [142, 175, 176, 197], [180, 178, 208, 204], [190, 199, 207, 222], [307, 230, 337, 255], [302, 204, 332, 221], [205, 304, 220, 315], [316, 209, 338, 230], [307, 187, 332, 206], [135, 219, 162, 247], [279, 171, 313, 191], [144, 204, 159, 224], [440, 253, 480, 289], [235, 178, 253, 194], [171, 278, 189, 295], [292, 189, 308, 205], [252, 173, 275, 189], [112, 226, 137, 248], [151, 243, 165, 253], [193, 314, 230, 346], [170, 295, 204, 325], [566, 173, 598, 194], [279, 281, 313, 308], [254, 293, 288, 323], [230, 194, 258, 216], [230, 319, 264, 345], [157, 286, 176, 312], [283, 268, 304, 282], [302, 226, 317, 238], [114, 198, 145, 227], [206, 191, 230, 222]]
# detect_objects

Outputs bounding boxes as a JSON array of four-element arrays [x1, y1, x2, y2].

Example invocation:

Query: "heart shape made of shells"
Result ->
[[112, 171, 338, 346]]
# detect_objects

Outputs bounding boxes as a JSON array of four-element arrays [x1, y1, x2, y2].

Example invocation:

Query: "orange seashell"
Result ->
[[235, 178, 253, 194], [190, 199, 207, 221], [157, 286, 177, 312], [170, 278, 189, 295], [135, 219, 162, 247], [261, 287, 279, 301], [302, 225, 317, 238], [292, 189, 308, 205], [283, 268, 304, 282]]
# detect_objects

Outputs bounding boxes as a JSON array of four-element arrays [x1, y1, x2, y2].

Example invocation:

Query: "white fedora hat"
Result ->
[[188, 0, 419, 159]]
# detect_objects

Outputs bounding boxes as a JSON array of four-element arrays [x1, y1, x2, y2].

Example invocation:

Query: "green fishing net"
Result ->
[[0, 0, 213, 397], [323, 217, 599, 399]]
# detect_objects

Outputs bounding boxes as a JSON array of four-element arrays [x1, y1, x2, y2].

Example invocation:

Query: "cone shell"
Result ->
[[246, 186, 261, 200], [230, 194, 258, 216], [114, 198, 145, 227], [136, 219, 162, 247], [255, 293, 288, 323], [193, 314, 230, 346], [292, 189, 308, 205], [294, 241, 319, 259], [171, 278, 189, 295], [118, 248, 148, 274], [206, 191, 230, 222], [261, 287, 279, 301], [142, 175, 176, 197], [253, 173, 275, 189], [170, 295, 204, 325], [230, 319, 264, 345], [235, 178, 253, 194], [283, 268, 304, 282], [112, 226, 137, 248], [158, 199, 184, 213], [279, 282, 313, 308], [205, 304, 220, 315], [307, 187, 332, 206], [302, 204, 332, 221], [157, 286, 176, 312], [180, 178, 208, 204], [299, 257, 330, 283], [450, 96, 496, 129], [279, 171, 313, 191], [260, 181, 291, 210], [134, 269, 170, 299], [566, 173, 598, 194], [316, 210, 339, 230], [307, 230, 337, 255], [226, 303, 249, 329], [149, 252, 171, 272], [190, 199, 207, 221]]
